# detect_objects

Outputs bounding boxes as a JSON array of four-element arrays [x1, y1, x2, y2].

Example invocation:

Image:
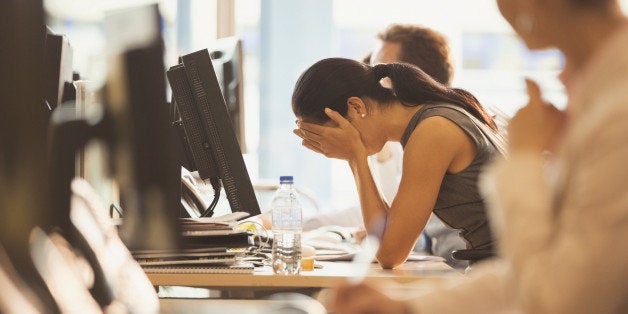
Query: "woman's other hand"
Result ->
[[329, 282, 412, 314], [508, 79, 567, 154], [294, 108, 367, 162]]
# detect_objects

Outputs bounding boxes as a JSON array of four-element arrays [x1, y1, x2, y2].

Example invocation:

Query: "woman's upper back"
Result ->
[[400, 104, 502, 250]]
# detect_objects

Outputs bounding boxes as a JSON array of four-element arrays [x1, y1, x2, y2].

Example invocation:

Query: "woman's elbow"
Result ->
[[376, 252, 405, 269]]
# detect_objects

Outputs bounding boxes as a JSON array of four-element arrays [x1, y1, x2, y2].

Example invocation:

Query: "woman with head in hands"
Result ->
[[292, 57, 504, 269]]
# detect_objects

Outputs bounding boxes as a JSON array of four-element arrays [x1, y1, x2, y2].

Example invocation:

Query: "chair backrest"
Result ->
[[451, 248, 494, 264]]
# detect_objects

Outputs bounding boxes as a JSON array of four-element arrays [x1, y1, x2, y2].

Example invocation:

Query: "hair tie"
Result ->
[[372, 64, 390, 81]]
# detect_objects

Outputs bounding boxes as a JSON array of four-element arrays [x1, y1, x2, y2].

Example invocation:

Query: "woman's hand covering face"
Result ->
[[294, 108, 368, 162]]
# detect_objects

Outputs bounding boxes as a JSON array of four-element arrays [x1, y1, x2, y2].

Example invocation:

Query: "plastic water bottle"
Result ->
[[271, 176, 302, 275]]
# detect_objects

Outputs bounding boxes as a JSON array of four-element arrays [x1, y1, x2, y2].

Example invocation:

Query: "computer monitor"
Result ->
[[210, 37, 246, 152], [104, 4, 181, 251], [167, 49, 261, 218], [1, 0, 59, 310], [44, 26, 75, 111]]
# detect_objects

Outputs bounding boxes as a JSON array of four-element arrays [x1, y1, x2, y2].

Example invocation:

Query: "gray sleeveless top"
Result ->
[[400, 104, 499, 250]]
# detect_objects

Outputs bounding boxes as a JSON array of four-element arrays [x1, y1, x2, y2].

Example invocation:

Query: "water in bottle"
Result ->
[[271, 176, 302, 275]]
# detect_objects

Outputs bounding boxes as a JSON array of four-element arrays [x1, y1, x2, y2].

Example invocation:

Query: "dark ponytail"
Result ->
[[292, 58, 497, 131], [377, 62, 498, 131], [292, 58, 396, 124]]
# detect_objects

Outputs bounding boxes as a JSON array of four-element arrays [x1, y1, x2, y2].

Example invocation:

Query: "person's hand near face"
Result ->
[[294, 108, 368, 163], [508, 79, 567, 155]]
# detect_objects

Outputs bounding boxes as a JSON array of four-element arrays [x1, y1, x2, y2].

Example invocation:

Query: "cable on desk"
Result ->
[[236, 220, 271, 265], [200, 177, 221, 217]]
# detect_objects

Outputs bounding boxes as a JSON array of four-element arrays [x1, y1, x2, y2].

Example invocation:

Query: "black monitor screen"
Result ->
[[210, 37, 245, 152], [104, 4, 181, 251], [44, 27, 74, 110], [167, 49, 261, 217]]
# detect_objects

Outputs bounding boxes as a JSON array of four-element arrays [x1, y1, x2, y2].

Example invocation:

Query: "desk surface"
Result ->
[[147, 260, 457, 289], [160, 298, 327, 314]]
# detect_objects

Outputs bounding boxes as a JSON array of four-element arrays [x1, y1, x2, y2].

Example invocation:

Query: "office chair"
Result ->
[[451, 248, 495, 264]]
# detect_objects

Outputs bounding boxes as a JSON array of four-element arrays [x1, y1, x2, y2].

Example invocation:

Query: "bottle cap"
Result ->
[[279, 176, 293, 184]]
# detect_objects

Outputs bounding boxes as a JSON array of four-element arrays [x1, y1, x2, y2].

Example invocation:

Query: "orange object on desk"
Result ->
[[301, 258, 314, 271]]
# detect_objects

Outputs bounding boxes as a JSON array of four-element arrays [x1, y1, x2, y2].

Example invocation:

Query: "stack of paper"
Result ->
[[133, 212, 256, 274], [179, 212, 252, 249], [132, 247, 237, 267]]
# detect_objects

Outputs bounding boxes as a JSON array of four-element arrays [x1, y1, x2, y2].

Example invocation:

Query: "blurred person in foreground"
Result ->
[[331, 0, 628, 313]]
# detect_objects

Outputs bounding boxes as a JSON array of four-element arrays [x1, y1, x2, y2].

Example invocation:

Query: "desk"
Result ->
[[148, 260, 458, 295], [160, 298, 327, 314]]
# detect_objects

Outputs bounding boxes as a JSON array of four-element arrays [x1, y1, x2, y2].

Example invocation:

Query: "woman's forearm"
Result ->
[[349, 156, 389, 235]]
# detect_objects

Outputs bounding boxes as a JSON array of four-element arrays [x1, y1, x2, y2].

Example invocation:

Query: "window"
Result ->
[[45, 0, 628, 215], [232, 0, 564, 214]]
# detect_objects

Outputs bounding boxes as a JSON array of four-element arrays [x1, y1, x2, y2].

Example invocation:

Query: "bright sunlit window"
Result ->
[[232, 0, 565, 213], [44, 0, 628, 215]]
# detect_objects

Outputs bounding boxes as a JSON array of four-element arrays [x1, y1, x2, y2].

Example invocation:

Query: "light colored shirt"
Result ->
[[409, 25, 628, 314]]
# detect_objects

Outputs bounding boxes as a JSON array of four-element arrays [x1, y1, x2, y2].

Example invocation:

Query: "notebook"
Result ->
[[135, 256, 237, 267], [131, 247, 227, 256], [132, 250, 235, 259], [142, 263, 254, 274], [182, 230, 252, 248]]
